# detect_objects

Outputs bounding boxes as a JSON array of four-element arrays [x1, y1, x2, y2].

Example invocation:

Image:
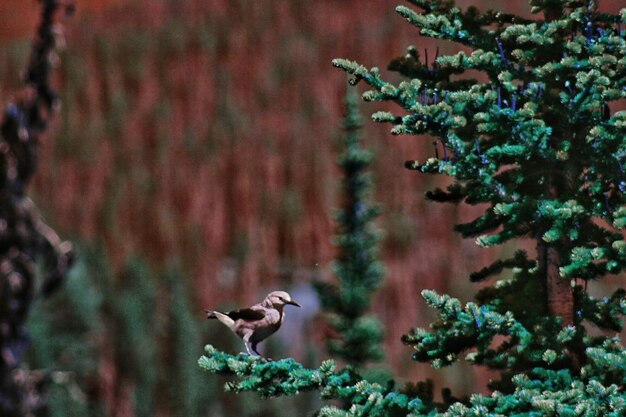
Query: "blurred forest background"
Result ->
[[0, 0, 622, 416]]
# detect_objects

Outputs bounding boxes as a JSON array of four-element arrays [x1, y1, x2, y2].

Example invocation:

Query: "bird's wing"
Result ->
[[226, 307, 266, 321]]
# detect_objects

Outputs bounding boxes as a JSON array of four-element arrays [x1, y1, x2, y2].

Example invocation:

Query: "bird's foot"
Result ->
[[240, 352, 266, 361]]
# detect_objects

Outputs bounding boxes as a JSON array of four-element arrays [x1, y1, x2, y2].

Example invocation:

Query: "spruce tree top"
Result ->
[[335, 0, 626, 276]]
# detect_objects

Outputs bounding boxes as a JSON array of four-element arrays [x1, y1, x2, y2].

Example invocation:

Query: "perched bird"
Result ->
[[205, 290, 300, 358]]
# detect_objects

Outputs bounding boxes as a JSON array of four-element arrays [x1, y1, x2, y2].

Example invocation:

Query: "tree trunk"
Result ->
[[537, 239, 573, 326]]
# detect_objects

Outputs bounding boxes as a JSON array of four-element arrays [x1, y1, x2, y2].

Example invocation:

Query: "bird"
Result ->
[[205, 290, 301, 358]]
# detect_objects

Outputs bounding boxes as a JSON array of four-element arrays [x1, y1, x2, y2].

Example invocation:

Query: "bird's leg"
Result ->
[[244, 341, 256, 356], [242, 334, 262, 358], [252, 343, 271, 361]]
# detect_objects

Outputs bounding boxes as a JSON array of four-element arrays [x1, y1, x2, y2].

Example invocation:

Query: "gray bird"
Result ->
[[205, 290, 301, 357]]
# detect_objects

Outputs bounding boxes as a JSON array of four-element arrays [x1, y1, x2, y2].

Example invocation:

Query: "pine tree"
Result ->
[[0, 1, 74, 416], [314, 88, 384, 367], [200, 1, 626, 414]]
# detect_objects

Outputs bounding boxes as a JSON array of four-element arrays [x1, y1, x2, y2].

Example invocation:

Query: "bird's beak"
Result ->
[[287, 299, 301, 307]]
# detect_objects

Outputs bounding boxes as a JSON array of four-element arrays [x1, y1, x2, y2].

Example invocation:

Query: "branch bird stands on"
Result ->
[[205, 291, 300, 359]]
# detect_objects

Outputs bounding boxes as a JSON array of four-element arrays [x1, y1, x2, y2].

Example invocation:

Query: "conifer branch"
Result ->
[[199, 343, 626, 416]]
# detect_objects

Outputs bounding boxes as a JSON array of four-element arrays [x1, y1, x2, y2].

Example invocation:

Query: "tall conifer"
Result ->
[[315, 88, 384, 367]]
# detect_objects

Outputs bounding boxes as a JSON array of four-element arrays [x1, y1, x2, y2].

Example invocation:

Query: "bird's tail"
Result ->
[[204, 310, 236, 330]]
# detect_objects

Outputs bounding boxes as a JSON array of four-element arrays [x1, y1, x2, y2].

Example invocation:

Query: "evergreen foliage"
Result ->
[[199, 342, 625, 416], [201, 0, 626, 414], [111, 258, 159, 417], [27, 247, 214, 417], [164, 264, 214, 417], [27, 246, 222, 417], [27, 248, 105, 417], [315, 89, 384, 367]]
